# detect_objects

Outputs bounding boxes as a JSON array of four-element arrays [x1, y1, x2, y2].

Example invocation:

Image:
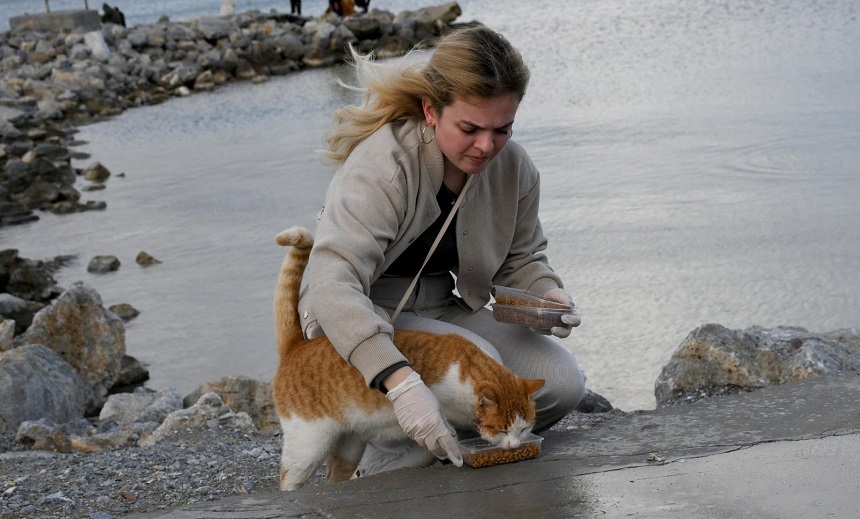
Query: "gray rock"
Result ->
[[0, 320, 13, 351], [191, 16, 234, 41], [126, 28, 149, 48], [159, 62, 200, 88], [108, 303, 140, 322], [135, 250, 162, 266], [344, 16, 384, 40], [142, 392, 257, 446], [32, 142, 70, 161], [35, 97, 63, 120], [110, 353, 150, 392], [184, 376, 278, 434], [14, 284, 126, 414], [84, 31, 112, 60], [0, 105, 26, 125], [275, 32, 305, 61], [14, 417, 72, 452], [166, 23, 198, 42], [0, 344, 87, 433], [81, 161, 111, 182], [0, 293, 45, 334], [655, 323, 860, 406], [87, 255, 120, 273], [0, 249, 65, 305], [100, 387, 184, 424], [575, 388, 614, 413]]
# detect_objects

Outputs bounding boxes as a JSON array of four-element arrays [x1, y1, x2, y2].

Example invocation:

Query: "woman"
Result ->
[[297, 25, 586, 474]]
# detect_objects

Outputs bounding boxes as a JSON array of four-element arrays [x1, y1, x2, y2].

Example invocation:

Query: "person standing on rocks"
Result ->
[[295, 26, 586, 476]]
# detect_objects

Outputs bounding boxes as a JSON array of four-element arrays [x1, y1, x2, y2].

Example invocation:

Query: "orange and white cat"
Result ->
[[273, 227, 544, 490]]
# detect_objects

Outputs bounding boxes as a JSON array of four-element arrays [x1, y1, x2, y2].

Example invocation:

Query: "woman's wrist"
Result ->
[[382, 366, 415, 392]]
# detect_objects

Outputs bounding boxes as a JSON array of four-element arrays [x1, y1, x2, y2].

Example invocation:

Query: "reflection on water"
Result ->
[[2, 0, 858, 411]]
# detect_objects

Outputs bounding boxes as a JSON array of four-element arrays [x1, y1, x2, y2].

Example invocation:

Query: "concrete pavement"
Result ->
[[130, 373, 860, 518]]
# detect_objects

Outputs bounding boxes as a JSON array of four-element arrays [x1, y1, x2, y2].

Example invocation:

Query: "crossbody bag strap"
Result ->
[[389, 173, 479, 324]]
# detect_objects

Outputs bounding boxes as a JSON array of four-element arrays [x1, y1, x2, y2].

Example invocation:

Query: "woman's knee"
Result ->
[[532, 349, 586, 431], [543, 360, 586, 412]]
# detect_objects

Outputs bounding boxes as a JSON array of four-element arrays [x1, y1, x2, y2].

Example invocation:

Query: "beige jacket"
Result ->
[[299, 117, 564, 386]]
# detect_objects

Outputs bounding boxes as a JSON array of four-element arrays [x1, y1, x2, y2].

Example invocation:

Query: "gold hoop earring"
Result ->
[[421, 123, 436, 144]]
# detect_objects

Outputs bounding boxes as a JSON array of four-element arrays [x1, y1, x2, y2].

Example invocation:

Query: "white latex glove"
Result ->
[[386, 372, 464, 467], [536, 288, 581, 338]]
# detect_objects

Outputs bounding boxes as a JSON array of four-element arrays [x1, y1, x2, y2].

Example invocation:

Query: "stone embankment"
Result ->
[[0, 2, 464, 227], [655, 322, 860, 405]]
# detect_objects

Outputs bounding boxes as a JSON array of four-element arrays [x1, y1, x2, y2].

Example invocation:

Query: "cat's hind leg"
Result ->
[[325, 434, 366, 483], [278, 417, 338, 491]]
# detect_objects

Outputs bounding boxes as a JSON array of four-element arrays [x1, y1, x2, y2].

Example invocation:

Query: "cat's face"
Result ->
[[474, 378, 544, 448]]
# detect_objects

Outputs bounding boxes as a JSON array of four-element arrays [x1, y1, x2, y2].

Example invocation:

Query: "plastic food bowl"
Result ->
[[492, 285, 571, 309], [491, 285, 575, 330], [492, 304, 571, 330], [458, 433, 544, 468]]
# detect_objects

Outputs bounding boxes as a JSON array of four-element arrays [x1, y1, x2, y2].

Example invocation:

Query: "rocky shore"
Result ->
[[2, 277, 856, 518], [2, 4, 859, 519]]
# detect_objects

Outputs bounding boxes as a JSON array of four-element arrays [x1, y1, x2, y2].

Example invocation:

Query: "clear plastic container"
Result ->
[[492, 304, 571, 330], [458, 433, 543, 468], [492, 285, 571, 309], [491, 285, 576, 329]]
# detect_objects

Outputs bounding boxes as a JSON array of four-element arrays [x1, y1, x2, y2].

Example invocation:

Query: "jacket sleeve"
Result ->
[[306, 162, 409, 387]]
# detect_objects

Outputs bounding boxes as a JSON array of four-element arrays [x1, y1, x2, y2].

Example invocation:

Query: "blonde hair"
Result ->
[[324, 25, 530, 164]]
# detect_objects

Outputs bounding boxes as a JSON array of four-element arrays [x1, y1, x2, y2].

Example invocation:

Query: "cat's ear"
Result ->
[[523, 378, 545, 397]]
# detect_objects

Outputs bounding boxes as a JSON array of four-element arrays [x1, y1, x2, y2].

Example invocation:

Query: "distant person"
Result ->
[[101, 3, 126, 27], [355, 0, 370, 12], [290, 0, 301, 15]]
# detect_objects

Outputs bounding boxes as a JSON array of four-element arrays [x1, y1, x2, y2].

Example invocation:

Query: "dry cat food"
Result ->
[[491, 304, 571, 330], [491, 286, 574, 330], [492, 285, 571, 309], [458, 434, 543, 468]]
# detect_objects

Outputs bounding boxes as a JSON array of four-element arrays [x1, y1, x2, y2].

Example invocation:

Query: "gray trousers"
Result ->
[[358, 274, 586, 475]]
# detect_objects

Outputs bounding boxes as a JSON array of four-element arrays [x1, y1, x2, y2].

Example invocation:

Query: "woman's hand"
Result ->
[[540, 288, 581, 338], [385, 370, 463, 466]]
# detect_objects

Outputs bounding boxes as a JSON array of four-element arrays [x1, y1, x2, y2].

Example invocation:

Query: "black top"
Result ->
[[383, 183, 459, 277]]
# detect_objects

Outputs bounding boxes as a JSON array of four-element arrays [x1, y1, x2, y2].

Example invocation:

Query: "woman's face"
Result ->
[[422, 93, 519, 176]]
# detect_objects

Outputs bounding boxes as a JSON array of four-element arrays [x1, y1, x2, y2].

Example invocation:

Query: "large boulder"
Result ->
[[655, 324, 860, 406], [0, 344, 87, 433], [100, 387, 184, 424], [15, 283, 126, 414]]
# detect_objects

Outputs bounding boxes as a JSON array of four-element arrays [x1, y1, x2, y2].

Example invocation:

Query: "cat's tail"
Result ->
[[274, 226, 314, 358]]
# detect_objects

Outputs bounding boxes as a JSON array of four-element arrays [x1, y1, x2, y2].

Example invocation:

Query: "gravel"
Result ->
[[0, 426, 284, 519], [0, 410, 626, 519]]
